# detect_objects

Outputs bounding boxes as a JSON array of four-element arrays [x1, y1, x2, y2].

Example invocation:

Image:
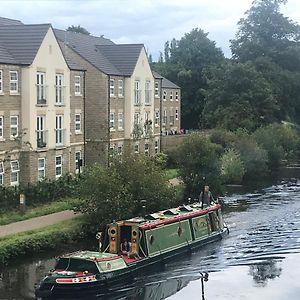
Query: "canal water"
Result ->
[[0, 177, 300, 299]]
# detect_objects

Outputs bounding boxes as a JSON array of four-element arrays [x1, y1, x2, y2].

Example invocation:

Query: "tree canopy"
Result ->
[[67, 25, 90, 35]]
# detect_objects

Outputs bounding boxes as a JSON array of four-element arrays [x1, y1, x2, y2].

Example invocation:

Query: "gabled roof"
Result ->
[[54, 29, 121, 75], [153, 71, 180, 89], [0, 24, 50, 65], [96, 44, 144, 76], [0, 17, 23, 26]]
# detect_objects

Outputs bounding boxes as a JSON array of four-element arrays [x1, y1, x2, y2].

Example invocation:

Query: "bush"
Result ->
[[233, 132, 269, 182], [153, 152, 168, 169], [0, 218, 87, 266], [253, 123, 300, 168], [176, 133, 222, 198], [220, 149, 245, 184], [210, 128, 237, 149]]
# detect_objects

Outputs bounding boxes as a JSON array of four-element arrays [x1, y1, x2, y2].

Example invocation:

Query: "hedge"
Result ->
[[0, 217, 87, 266]]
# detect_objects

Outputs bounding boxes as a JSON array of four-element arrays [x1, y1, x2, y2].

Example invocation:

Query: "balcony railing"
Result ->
[[36, 84, 47, 105], [134, 89, 141, 106], [55, 128, 66, 147], [36, 130, 48, 149], [55, 85, 66, 105], [145, 89, 152, 106]]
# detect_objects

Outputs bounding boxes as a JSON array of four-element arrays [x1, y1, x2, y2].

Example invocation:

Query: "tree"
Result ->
[[75, 154, 176, 228], [176, 133, 222, 198], [152, 28, 225, 129], [202, 61, 278, 131], [231, 0, 300, 70], [67, 25, 90, 35]]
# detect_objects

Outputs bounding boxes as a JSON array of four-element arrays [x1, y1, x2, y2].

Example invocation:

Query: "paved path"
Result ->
[[0, 210, 80, 238]]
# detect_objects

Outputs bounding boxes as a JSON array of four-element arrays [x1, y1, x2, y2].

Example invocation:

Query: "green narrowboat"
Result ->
[[35, 202, 228, 299]]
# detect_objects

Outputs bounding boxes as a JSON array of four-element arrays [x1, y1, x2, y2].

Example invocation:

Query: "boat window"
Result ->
[[55, 258, 99, 273]]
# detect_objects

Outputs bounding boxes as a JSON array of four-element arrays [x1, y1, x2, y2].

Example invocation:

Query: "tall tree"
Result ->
[[202, 61, 278, 131], [231, 0, 300, 70], [67, 25, 90, 35], [153, 28, 225, 129]]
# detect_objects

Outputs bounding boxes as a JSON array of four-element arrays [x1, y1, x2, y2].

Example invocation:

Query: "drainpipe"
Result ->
[[83, 70, 86, 167], [159, 78, 163, 152], [107, 75, 111, 166]]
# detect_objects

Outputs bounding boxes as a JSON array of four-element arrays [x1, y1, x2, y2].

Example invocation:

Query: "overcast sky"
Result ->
[[2, 0, 300, 59]]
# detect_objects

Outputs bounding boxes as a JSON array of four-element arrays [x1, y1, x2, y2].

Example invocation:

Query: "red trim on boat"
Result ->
[[140, 204, 221, 230]]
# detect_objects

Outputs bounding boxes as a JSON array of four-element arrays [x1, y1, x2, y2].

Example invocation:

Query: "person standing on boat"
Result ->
[[199, 185, 215, 208], [120, 239, 132, 257]]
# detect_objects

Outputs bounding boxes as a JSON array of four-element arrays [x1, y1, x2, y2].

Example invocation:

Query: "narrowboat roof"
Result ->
[[118, 203, 221, 230], [61, 251, 121, 262]]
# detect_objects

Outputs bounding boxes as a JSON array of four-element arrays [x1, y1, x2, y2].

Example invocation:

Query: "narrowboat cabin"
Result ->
[[35, 202, 228, 299]]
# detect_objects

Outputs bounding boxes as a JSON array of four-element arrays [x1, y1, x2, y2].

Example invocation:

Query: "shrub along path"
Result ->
[[0, 210, 80, 238]]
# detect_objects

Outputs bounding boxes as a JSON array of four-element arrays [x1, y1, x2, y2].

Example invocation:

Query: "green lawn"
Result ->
[[0, 198, 80, 226], [165, 168, 179, 180]]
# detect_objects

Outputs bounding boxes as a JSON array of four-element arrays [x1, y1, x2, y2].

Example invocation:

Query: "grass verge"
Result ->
[[0, 198, 80, 226], [165, 168, 179, 180], [0, 217, 87, 266]]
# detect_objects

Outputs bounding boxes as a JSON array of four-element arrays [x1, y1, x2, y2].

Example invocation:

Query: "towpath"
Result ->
[[0, 210, 79, 238]]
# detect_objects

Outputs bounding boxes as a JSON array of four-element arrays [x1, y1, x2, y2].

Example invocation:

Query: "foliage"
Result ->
[[67, 25, 90, 35], [202, 61, 278, 131], [0, 217, 87, 266], [164, 168, 179, 180], [0, 175, 79, 212], [231, 0, 300, 69], [209, 128, 237, 149], [152, 28, 225, 129], [220, 149, 245, 184], [75, 154, 176, 229], [176, 133, 222, 198], [233, 132, 269, 181], [253, 123, 299, 168], [153, 152, 168, 169]]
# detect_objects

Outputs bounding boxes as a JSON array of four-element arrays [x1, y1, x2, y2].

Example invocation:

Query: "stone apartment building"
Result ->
[[0, 20, 85, 186], [54, 30, 160, 162]]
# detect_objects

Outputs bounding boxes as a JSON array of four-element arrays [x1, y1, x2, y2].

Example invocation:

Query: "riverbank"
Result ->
[[0, 217, 87, 266]]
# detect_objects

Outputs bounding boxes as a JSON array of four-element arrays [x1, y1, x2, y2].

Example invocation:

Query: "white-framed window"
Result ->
[[75, 114, 81, 133], [134, 112, 140, 125], [10, 71, 18, 93], [0, 161, 4, 185], [163, 110, 167, 125], [145, 80, 151, 105], [154, 81, 159, 98], [55, 155, 62, 178], [75, 151, 81, 174], [134, 143, 139, 153], [38, 158, 45, 180], [55, 74, 64, 105], [10, 116, 18, 138], [10, 160, 19, 186], [155, 140, 159, 154], [144, 143, 149, 156], [134, 80, 141, 105], [36, 72, 46, 104], [110, 79, 115, 96], [175, 91, 179, 101], [118, 112, 124, 130], [175, 108, 179, 120], [163, 90, 167, 101], [74, 75, 82, 95], [170, 91, 173, 101], [154, 111, 159, 127], [0, 116, 3, 139], [110, 112, 115, 130], [37, 115, 46, 148], [55, 115, 64, 146], [118, 79, 124, 97], [0, 70, 3, 93], [170, 108, 174, 125]]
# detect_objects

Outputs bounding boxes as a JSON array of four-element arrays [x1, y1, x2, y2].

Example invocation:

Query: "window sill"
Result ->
[[110, 129, 116, 132], [55, 103, 65, 107], [36, 103, 48, 107], [0, 92, 4, 96], [118, 128, 124, 131], [75, 131, 83, 135], [75, 93, 82, 97], [110, 95, 116, 98], [36, 147, 48, 152], [118, 95, 124, 98], [155, 124, 159, 127], [10, 92, 20, 95], [10, 137, 19, 140]]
